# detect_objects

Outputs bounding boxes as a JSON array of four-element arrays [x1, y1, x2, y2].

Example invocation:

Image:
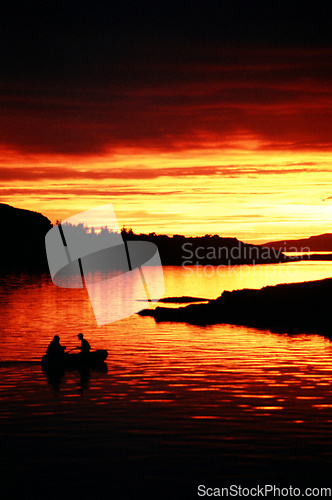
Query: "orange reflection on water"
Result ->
[[1, 268, 332, 436]]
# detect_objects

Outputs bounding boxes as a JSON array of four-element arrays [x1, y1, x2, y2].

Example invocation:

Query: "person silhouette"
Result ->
[[46, 335, 66, 357], [76, 333, 91, 354]]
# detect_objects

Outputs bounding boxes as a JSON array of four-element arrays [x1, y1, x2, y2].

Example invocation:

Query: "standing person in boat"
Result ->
[[46, 335, 66, 357], [76, 333, 91, 355]]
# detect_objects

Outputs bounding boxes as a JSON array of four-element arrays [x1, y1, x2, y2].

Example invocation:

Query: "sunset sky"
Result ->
[[1, 1, 332, 243]]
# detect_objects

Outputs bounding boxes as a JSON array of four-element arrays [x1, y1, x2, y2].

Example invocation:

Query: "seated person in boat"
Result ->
[[46, 335, 66, 357], [77, 333, 91, 354]]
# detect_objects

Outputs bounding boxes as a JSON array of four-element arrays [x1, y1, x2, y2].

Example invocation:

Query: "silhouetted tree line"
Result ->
[[121, 228, 289, 265], [0, 203, 289, 273]]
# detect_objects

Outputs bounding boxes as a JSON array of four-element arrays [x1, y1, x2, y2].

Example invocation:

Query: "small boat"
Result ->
[[41, 350, 108, 371]]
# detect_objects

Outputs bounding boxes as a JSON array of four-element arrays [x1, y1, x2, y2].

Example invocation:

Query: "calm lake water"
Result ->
[[1, 261, 332, 499]]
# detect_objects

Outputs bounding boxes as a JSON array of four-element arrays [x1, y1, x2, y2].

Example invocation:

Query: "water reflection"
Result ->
[[42, 363, 109, 393], [1, 265, 332, 493], [44, 365, 65, 392]]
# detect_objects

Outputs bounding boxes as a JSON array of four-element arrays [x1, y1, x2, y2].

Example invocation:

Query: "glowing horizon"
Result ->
[[1, 139, 332, 244]]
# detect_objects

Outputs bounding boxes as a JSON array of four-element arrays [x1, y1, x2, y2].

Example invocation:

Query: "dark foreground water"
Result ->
[[1, 263, 332, 499]]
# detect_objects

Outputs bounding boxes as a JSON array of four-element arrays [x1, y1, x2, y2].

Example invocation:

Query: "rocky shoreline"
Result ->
[[139, 278, 332, 336]]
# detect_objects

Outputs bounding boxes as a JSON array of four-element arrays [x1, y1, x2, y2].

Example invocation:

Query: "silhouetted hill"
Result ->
[[122, 230, 289, 265], [263, 233, 332, 252], [0, 203, 52, 271], [139, 278, 332, 337]]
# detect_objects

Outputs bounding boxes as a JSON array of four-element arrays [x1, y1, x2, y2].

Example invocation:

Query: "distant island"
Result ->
[[263, 233, 332, 252], [158, 296, 208, 303], [139, 278, 332, 337]]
